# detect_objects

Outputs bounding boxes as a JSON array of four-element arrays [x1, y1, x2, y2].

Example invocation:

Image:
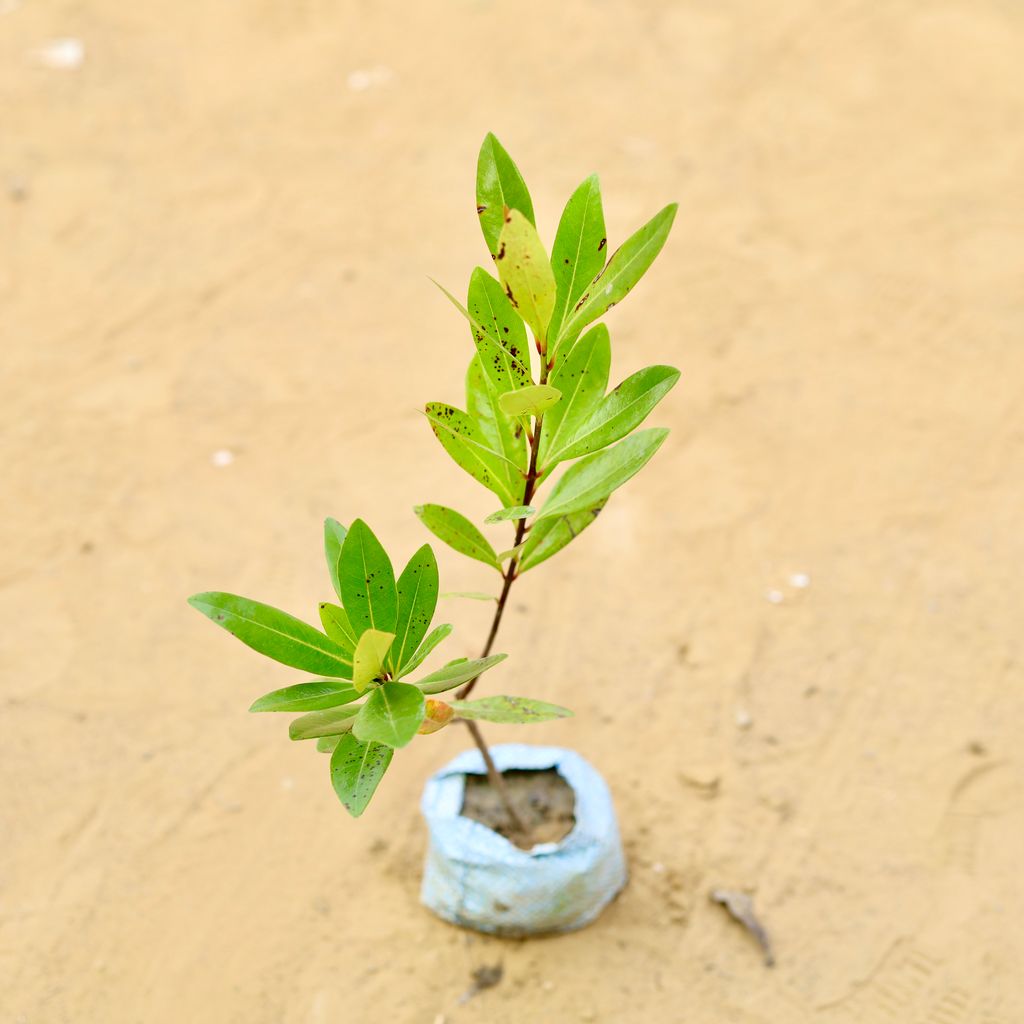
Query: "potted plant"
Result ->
[[188, 132, 678, 936]]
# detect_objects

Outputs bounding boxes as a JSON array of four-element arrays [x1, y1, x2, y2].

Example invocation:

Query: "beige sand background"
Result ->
[[3, 1, 1023, 1021]]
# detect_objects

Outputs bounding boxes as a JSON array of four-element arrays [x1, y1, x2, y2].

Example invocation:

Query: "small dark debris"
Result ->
[[459, 961, 503, 1003]]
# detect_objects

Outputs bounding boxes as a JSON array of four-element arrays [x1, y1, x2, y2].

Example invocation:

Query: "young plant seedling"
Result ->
[[415, 134, 679, 819], [188, 518, 569, 817], [188, 133, 678, 834]]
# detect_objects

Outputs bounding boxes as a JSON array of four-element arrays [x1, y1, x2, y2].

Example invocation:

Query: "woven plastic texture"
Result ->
[[420, 744, 627, 936]]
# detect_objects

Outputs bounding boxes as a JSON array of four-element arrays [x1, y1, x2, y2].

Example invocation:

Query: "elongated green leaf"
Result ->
[[552, 366, 680, 463], [484, 505, 535, 524], [519, 499, 606, 572], [424, 402, 519, 507], [249, 680, 360, 713], [536, 428, 669, 523], [318, 602, 357, 655], [466, 356, 526, 496], [389, 544, 439, 676], [330, 734, 393, 817], [399, 622, 453, 676], [477, 132, 535, 257], [554, 203, 677, 358], [467, 268, 531, 391], [317, 735, 341, 753], [353, 681, 425, 748], [188, 592, 353, 678], [338, 519, 398, 638], [496, 542, 527, 563], [498, 383, 561, 418], [324, 518, 347, 601], [495, 209, 556, 345], [414, 504, 501, 570], [440, 591, 496, 602], [415, 653, 508, 694], [549, 175, 607, 343], [540, 324, 611, 468], [432, 276, 530, 397], [289, 704, 359, 740], [352, 629, 395, 692], [449, 696, 573, 723]]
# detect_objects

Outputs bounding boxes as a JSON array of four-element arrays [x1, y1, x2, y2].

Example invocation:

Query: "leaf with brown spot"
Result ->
[[424, 402, 519, 507], [552, 203, 677, 360], [476, 132, 535, 257], [495, 210, 557, 347], [330, 733, 394, 817]]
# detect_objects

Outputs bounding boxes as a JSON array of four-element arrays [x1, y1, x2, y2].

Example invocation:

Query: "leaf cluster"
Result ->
[[420, 133, 679, 574], [189, 518, 569, 816]]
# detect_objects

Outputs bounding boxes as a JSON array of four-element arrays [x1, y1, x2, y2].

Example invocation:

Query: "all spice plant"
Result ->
[[189, 133, 678, 826]]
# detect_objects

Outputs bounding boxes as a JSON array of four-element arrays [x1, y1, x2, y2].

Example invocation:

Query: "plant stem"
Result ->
[[464, 719, 528, 837], [456, 379, 547, 834]]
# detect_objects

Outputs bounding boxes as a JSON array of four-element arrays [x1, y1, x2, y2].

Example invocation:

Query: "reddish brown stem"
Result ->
[[456, 395, 546, 831]]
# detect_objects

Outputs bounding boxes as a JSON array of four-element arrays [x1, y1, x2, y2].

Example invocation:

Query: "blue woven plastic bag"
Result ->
[[420, 744, 627, 936]]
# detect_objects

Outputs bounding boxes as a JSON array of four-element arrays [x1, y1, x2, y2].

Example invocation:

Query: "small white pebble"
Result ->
[[280, 777, 294, 791], [433, 1015, 447, 1024], [34, 37, 84, 69], [346, 65, 393, 92], [652, 861, 665, 874], [541, 980, 555, 992], [789, 572, 810, 588], [735, 707, 753, 729], [211, 448, 234, 467], [765, 589, 784, 604]]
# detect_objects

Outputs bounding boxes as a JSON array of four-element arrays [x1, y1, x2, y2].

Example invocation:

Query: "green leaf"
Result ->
[[414, 503, 501, 570], [353, 681, 425, 748], [399, 622, 453, 676], [539, 324, 611, 468], [549, 175, 607, 343], [477, 132, 535, 258], [415, 653, 508, 694], [449, 696, 574, 724], [424, 402, 519, 507], [440, 591, 496, 602], [388, 544, 439, 677], [432, 276, 531, 397], [352, 629, 395, 692], [495, 209, 556, 345], [188, 592, 353, 678], [551, 366, 680, 463], [317, 735, 341, 753], [318, 602, 357, 655], [553, 203, 677, 359], [467, 268, 531, 391], [519, 499, 606, 572], [330, 734, 394, 817], [536, 428, 669, 523], [289, 704, 360, 740], [498, 384, 561, 419], [466, 356, 527, 495], [324, 518, 347, 601], [484, 505, 535, 524], [249, 680, 361, 713], [337, 519, 398, 638], [496, 542, 527, 563]]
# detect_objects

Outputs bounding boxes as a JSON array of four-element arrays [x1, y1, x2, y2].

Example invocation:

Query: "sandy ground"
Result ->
[[3, 1, 1023, 1021]]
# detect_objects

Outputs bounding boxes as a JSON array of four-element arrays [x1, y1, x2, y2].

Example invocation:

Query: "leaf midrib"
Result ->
[[202, 599, 351, 669]]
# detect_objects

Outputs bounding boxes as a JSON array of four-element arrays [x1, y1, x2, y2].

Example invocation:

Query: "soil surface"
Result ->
[[4, 2, 1024, 1022], [462, 769, 577, 849]]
